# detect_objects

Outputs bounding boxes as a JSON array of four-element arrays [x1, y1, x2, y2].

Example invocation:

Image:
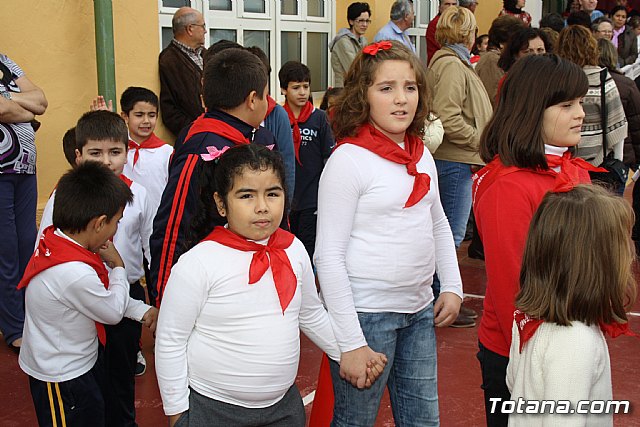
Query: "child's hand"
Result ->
[[434, 292, 462, 327], [364, 353, 388, 388], [99, 241, 125, 269], [142, 307, 159, 333], [168, 413, 185, 427], [90, 95, 113, 112]]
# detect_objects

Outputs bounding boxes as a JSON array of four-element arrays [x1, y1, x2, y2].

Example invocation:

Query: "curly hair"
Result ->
[[436, 6, 477, 46], [331, 40, 430, 140], [556, 24, 599, 67]]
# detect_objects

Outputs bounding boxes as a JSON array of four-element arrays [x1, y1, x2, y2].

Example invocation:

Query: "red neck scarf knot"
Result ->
[[128, 133, 166, 167], [545, 151, 605, 193]]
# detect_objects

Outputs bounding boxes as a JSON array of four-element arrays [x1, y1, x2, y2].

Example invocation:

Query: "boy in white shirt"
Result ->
[[19, 161, 156, 426], [37, 110, 158, 426]]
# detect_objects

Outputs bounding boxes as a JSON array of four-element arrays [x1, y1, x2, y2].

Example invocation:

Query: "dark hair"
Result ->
[[53, 161, 133, 234], [62, 127, 77, 168], [498, 27, 552, 72], [203, 48, 268, 111], [332, 41, 430, 140], [203, 39, 243, 66], [246, 46, 271, 74], [487, 15, 525, 49], [566, 10, 592, 28], [320, 87, 344, 111], [540, 12, 565, 33], [188, 144, 288, 246], [629, 15, 640, 30], [516, 185, 636, 326], [610, 5, 628, 18], [278, 61, 311, 90], [75, 110, 128, 151], [347, 2, 372, 26], [503, 0, 523, 13], [119, 86, 159, 114], [480, 54, 588, 168], [598, 38, 619, 70], [472, 34, 489, 55]]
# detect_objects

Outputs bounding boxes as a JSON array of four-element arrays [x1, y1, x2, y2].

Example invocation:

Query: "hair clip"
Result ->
[[362, 41, 393, 56], [201, 145, 230, 162], [266, 144, 275, 151]]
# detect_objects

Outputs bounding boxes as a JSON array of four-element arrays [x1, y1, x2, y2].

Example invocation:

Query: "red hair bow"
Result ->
[[363, 41, 393, 56]]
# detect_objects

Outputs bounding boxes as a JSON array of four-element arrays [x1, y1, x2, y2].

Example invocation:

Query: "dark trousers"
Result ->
[[0, 174, 37, 344], [104, 281, 145, 427], [289, 208, 317, 261], [29, 355, 105, 427], [477, 342, 510, 427]]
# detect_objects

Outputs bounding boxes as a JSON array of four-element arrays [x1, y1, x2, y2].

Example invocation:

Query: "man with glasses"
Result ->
[[374, 0, 416, 53], [329, 2, 372, 87], [158, 7, 206, 136]]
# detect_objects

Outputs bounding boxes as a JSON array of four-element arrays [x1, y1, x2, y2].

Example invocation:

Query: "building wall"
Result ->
[[3, 0, 168, 207]]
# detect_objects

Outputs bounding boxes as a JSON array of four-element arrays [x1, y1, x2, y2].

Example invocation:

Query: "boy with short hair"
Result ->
[[278, 61, 335, 259], [19, 162, 137, 426], [37, 110, 158, 426], [150, 48, 276, 306]]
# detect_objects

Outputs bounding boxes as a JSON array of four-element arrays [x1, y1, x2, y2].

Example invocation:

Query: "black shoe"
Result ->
[[460, 305, 478, 319]]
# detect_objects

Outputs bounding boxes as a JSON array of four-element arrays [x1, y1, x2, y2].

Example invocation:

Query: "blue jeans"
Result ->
[[432, 160, 473, 298], [0, 174, 37, 344], [330, 304, 439, 427]]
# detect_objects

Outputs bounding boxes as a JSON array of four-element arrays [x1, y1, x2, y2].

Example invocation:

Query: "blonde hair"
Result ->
[[436, 6, 477, 46], [516, 185, 637, 326], [331, 41, 431, 140]]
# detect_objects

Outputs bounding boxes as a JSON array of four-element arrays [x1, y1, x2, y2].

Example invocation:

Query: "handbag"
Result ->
[[589, 68, 629, 188]]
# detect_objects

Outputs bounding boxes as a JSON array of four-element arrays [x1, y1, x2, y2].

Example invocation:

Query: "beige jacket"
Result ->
[[427, 48, 493, 165]]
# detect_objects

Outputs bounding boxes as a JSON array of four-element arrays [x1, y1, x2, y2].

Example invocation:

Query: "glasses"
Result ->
[[190, 22, 206, 30], [354, 19, 371, 25], [597, 29, 613, 34]]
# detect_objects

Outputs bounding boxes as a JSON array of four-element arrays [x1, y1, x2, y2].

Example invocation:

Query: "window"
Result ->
[[210, 29, 237, 44], [281, 0, 298, 15], [244, 0, 266, 13], [209, 0, 232, 11], [162, 0, 190, 8]]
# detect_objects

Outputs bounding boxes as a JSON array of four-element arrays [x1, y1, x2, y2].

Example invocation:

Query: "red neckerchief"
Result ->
[[265, 96, 277, 119], [184, 114, 251, 146], [128, 133, 166, 167], [338, 123, 431, 208], [472, 153, 601, 206], [284, 101, 314, 165], [514, 309, 638, 353], [18, 226, 110, 345], [119, 174, 133, 188], [202, 226, 297, 314]]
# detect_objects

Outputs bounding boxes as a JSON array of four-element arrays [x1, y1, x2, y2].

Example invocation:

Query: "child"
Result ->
[[62, 127, 78, 167], [37, 110, 158, 426], [150, 48, 276, 307], [119, 86, 173, 218], [18, 162, 144, 426], [155, 144, 386, 426], [314, 40, 463, 426], [472, 54, 605, 427], [278, 61, 335, 259], [319, 87, 343, 112], [507, 184, 637, 426]]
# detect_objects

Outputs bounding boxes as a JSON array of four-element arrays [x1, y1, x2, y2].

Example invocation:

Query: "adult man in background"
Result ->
[[426, 0, 458, 64], [330, 2, 371, 87], [374, 0, 417, 53], [158, 7, 206, 137]]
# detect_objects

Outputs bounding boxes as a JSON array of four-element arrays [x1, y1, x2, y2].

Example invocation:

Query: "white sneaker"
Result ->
[[135, 350, 146, 376]]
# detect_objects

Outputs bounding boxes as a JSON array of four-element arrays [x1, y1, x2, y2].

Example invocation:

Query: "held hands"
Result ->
[[98, 240, 125, 269], [434, 292, 462, 327], [339, 346, 388, 389], [90, 95, 113, 112], [142, 307, 159, 333]]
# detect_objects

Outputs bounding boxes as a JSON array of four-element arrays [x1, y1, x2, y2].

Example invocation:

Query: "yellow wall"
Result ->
[[2, 0, 168, 207]]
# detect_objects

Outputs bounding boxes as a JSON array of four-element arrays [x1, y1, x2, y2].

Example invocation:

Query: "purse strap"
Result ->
[[600, 68, 609, 157]]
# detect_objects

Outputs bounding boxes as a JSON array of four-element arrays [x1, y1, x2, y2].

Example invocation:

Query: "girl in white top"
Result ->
[[314, 40, 463, 426], [507, 185, 637, 427], [155, 144, 386, 427]]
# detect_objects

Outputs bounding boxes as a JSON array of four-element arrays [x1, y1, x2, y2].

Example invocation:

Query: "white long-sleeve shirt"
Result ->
[[122, 144, 173, 217], [155, 236, 340, 416], [507, 321, 613, 427], [314, 143, 463, 352], [19, 230, 134, 382]]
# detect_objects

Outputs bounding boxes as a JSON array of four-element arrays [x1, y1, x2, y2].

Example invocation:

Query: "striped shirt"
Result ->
[[171, 39, 204, 70]]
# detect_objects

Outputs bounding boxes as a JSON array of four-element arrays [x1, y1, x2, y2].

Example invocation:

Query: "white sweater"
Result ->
[[155, 237, 340, 415], [507, 321, 613, 426], [314, 143, 463, 352], [122, 144, 172, 217]]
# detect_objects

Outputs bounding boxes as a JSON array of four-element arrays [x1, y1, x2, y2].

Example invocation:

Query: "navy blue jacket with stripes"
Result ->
[[149, 109, 276, 306]]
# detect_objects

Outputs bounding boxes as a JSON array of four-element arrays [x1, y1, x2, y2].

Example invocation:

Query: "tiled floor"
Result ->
[[2, 225, 640, 426]]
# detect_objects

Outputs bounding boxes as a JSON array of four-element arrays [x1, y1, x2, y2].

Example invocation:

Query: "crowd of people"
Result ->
[[1, 0, 640, 426]]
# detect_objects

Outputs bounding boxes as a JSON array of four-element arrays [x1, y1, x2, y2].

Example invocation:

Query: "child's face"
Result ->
[[89, 207, 124, 252], [542, 98, 585, 148], [367, 60, 418, 144], [76, 139, 128, 176], [214, 167, 285, 242], [283, 81, 311, 109], [478, 38, 489, 52], [122, 101, 157, 142]]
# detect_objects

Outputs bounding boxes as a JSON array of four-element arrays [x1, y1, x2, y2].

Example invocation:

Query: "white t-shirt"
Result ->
[[314, 143, 463, 352], [155, 236, 340, 416]]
